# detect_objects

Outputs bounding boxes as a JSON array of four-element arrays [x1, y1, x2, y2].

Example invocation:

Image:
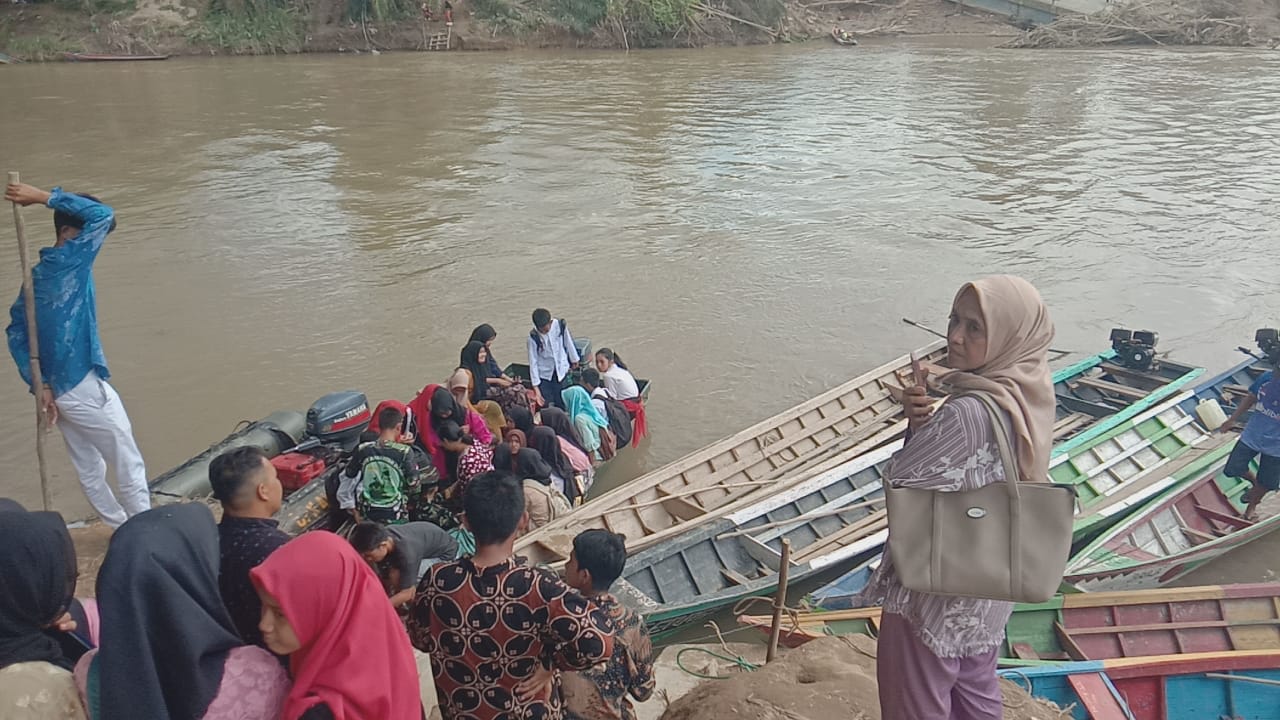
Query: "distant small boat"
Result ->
[[63, 52, 170, 62], [831, 28, 858, 46]]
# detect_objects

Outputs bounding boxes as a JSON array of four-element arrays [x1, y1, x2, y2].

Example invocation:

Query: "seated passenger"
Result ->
[[1, 509, 89, 720], [75, 505, 288, 720], [348, 522, 459, 611], [407, 384, 493, 491], [530, 425, 581, 503], [561, 530, 656, 720], [580, 367, 613, 417], [562, 386, 612, 461], [540, 407, 596, 479], [251, 532, 423, 720], [495, 431, 570, 532], [448, 368, 507, 443], [469, 323, 533, 407], [341, 405, 421, 525], [595, 348, 647, 443], [461, 338, 531, 415]]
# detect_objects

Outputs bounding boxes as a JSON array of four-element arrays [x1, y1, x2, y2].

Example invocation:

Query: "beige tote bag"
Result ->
[[884, 392, 1075, 603]]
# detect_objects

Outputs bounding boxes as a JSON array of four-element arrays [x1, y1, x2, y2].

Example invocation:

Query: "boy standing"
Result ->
[[408, 471, 614, 720], [527, 308, 579, 411], [5, 182, 149, 527], [561, 530, 655, 720], [341, 404, 421, 524], [1219, 370, 1280, 520]]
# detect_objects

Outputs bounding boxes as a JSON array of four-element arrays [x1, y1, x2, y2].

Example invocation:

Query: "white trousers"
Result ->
[[54, 371, 150, 527]]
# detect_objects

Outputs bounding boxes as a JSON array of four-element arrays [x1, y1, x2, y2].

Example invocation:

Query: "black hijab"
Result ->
[[540, 407, 588, 454], [530, 427, 576, 500], [0, 510, 76, 671], [508, 407, 536, 438], [494, 432, 553, 484], [460, 341, 492, 405], [96, 504, 242, 720], [0, 497, 27, 513], [430, 385, 468, 431]]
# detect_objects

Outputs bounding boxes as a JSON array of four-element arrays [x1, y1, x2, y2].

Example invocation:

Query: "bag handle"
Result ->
[[965, 392, 1021, 499]]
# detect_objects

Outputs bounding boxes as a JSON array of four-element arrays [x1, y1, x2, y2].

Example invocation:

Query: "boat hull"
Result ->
[[149, 410, 305, 501]]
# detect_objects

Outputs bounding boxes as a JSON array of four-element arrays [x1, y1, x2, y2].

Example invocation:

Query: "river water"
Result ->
[[2, 41, 1279, 577]]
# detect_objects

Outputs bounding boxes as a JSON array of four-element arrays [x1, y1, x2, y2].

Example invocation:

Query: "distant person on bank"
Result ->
[[1218, 370, 1280, 520], [4, 182, 149, 528]]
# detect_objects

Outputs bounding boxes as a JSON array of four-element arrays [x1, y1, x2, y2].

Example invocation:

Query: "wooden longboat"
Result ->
[[739, 583, 1280, 663], [615, 356, 1217, 636], [1066, 452, 1280, 591], [806, 353, 1261, 610], [63, 52, 169, 61], [512, 340, 949, 566], [998, 651, 1280, 720], [516, 344, 1201, 568]]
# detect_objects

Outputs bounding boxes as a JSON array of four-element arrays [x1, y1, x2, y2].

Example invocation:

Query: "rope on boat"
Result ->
[[731, 596, 805, 639]]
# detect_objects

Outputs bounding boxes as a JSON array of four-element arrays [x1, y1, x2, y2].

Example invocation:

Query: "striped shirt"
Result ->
[[858, 395, 1015, 658]]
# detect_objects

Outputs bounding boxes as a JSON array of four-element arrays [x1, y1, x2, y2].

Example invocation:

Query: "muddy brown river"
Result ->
[[2, 41, 1278, 580]]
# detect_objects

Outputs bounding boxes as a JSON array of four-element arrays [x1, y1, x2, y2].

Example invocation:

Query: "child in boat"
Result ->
[[594, 349, 647, 443], [348, 521, 458, 611], [407, 471, 615, 720], [560, 530, 656, 720], [340, 405, 422, 524], [1218, 370, 1280, 520]]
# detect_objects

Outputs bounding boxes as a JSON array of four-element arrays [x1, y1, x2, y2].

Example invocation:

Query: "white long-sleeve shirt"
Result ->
[[527, 319, 579, 386], [602, 365, 640, 400]]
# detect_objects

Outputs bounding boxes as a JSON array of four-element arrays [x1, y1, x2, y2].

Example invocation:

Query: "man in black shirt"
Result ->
[[349, 520, 458, 609], [210, 445, 289, 648]]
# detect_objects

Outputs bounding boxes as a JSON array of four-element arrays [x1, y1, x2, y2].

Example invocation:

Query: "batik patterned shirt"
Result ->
[[407, 557, 615, 720], [560, 594, 654, 720]]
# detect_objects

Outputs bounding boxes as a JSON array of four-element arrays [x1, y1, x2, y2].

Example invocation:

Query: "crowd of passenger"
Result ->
[[0, 310, 653, 720]]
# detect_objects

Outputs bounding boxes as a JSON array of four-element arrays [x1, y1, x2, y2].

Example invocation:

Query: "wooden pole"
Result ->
[[9, 171, 52, 511], [765, 538, 792, 663]]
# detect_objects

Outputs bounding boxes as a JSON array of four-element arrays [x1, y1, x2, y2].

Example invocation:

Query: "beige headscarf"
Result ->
[[447, 368, 475, 410], [940, 275, 1055, 482]]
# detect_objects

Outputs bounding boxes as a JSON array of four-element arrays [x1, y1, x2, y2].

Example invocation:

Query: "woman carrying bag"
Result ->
[[857, 276, 1058, 720]]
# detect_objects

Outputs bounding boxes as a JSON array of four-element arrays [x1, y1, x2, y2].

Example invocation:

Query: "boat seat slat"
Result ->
[[1193, 504, 1253, 529], [1073, 377, 1151, 400]]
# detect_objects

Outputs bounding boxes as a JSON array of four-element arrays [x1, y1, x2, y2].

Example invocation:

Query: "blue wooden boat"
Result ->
[[1002, 651, 1280, 719]]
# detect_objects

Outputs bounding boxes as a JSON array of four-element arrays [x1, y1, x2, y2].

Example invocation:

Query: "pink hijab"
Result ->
[[251, 532, 422, 720], [940, 275, 1055, 482]]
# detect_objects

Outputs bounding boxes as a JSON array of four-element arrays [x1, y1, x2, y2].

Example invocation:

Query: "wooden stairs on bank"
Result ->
[[427, 26, 452, 50]]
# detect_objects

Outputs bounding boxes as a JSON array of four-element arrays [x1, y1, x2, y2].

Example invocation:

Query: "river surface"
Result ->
[[2, 41, 1279, 579]]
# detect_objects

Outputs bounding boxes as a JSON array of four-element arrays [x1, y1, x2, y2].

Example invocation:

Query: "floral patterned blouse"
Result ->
[[857, 395, 1016, 659]]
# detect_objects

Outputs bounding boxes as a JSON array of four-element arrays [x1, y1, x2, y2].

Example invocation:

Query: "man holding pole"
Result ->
[[5, 181, 149, 527]]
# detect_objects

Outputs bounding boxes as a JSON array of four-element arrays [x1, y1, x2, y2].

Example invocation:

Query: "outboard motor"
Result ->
[[306, 391, 371, 450], [1111, 328, 1159, 371], [1257, 328, 1280, 365]]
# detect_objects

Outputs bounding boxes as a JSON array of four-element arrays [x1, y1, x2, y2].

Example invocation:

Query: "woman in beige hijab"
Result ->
[[859, 275, 1054, 720]]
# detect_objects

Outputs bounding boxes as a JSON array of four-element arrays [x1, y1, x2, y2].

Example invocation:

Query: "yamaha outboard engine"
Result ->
[[1110, 328, 1159, 371], [306, 391, 371, 451], [1257, 329, 1280, 366]]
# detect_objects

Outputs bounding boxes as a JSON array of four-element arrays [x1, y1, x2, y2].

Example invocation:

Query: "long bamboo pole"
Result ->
[[9, 171, 52, 511]]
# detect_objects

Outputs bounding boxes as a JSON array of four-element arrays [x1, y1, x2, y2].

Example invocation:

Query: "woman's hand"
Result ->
[[516, 666, 555, 702], [903, 367, 934, 431]]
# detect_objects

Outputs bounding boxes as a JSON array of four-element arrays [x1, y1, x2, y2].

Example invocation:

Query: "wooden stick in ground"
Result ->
[[766, 538, 792, 663], [9, 171, 52, 511]]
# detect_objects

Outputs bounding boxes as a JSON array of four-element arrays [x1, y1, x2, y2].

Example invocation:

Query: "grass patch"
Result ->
[[3, 33, 79, 60], [184, 5, 305, 53]]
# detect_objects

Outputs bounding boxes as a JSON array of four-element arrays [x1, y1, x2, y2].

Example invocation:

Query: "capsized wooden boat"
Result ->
[[741, 583, 1280, 662], [63, 52, 169, 61], [1000, 651, 1280, 720], [1066, 449, 1280, 591], [517, 341, 1200, 568], [513, 340, 949, 566]]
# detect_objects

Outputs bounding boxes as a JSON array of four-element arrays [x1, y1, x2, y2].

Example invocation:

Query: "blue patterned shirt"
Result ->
[[6, 189, 112, 398]]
